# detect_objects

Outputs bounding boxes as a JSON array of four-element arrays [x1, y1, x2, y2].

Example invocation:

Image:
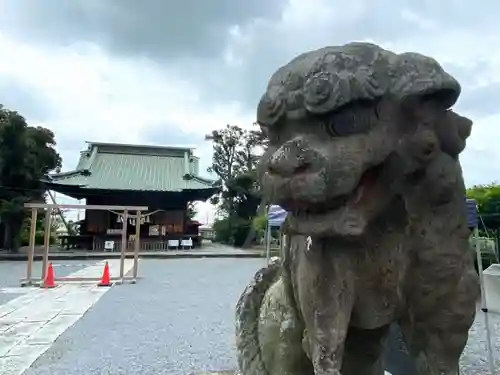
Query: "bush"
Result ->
[[213, 218, 232, 244], [213, 216, 252, 247], [253, 214, 267, 243], [20, 230, 55, 247], [233, 219, 251, 248]]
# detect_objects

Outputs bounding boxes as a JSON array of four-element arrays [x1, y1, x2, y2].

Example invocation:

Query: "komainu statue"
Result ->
[[235, 42, 480, 375]]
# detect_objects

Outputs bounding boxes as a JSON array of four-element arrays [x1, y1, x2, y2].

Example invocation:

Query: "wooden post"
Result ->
[[119, 210, 128, 282], [25, 208, 38, 286], [42, 208, 52, 280], [22, 203, 148, 285], [133, 211, 141, 280]]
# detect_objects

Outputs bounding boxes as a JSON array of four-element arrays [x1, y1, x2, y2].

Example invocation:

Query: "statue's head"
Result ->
[[257, 42, 472, 237]]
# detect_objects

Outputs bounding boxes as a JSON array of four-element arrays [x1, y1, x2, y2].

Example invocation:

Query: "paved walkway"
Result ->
[[0, 259, 134, 375], [0, 244, 263, 261]]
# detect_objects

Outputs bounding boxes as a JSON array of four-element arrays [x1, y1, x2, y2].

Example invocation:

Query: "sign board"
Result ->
[[104, 241, 115, 251], [149, 225, 159, 236]]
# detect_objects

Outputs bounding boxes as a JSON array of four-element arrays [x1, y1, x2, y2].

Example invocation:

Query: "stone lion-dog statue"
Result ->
[[235, 42, 480, 375]]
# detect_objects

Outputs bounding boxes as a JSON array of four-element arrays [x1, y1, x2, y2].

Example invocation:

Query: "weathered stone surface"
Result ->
[[235, 42, 480, 375]]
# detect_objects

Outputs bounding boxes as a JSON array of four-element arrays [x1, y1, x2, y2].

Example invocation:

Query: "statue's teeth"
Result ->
[[354, 186, 365, 204]]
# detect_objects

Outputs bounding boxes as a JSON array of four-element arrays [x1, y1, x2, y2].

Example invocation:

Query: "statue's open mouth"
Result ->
[[284, 164, 384, 219]]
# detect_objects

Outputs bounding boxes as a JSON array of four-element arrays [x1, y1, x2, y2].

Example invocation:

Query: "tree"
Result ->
[[252, 213, 268, 243], [236, 128, 265, 174], [466, 183, 500, 268], [467, 183, 500, 229], [0, 105, 62, 251], [206, 125, 245, 211], [206, 124, 265, 247], [186, 202, 197, 220], [206, 125, 245, 181], [236, 128, 267, 248], [19, 209, 53, 246]]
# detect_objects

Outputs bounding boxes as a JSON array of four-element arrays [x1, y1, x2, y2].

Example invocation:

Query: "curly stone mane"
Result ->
[[257, 42, 471, 159]]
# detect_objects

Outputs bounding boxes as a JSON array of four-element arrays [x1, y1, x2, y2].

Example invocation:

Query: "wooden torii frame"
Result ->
[[22, 202, 148, 287]]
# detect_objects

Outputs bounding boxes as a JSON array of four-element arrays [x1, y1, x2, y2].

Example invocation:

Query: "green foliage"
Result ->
[[252, 213, 267, 241], [225, 172, 261, 219], [467, 182, 500, 229], [212, 217, 231, 243], [207, 124, 265, 247], [206, 125, 245, 185], [467, 183, 500, 266], [467, 183, 500, 211], [18, 211, 56, 246], [19, 230, 56, 247], [232, 217, 252, 248], [212, 216, 253, 247], [253, 214, 267, 232], [186, 202, 197, 220], [0, 105, 62, 251]]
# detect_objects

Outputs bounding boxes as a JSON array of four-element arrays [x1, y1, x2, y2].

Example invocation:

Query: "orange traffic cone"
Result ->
[[41, 263, 56, 288], [98, 261, 112, 287]]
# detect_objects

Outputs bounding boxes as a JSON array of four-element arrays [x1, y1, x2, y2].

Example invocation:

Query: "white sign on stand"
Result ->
[[104, 241, 115, 252]]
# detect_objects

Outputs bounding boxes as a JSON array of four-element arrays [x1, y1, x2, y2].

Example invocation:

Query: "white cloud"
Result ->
[[1, 0, 499, 225], [0, 33, 255, 224], [0, 32, 255, 224], [0, 32, 254, 166], [219, 0, 500, 187]]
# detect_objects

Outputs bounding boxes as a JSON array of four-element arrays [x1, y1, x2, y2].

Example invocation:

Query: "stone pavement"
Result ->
[[0, 259, 134, 375], [0, 243, 263, 261]]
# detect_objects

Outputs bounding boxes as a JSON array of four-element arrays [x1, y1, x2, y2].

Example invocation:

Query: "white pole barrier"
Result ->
[[474, 226, 495, 375], [265, 223, 271, 265]]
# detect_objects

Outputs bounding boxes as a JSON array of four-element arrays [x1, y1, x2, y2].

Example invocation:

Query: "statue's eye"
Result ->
[[325, 101, 378, 137], [325, 118, 339, 137]]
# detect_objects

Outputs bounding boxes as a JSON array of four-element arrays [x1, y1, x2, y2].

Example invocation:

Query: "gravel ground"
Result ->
[[461, 309, 500, 374], [23, 258, 269, 375], [0, 260, 95, 289], [14, 258, 499, 375], [385, 309, 500, 375]]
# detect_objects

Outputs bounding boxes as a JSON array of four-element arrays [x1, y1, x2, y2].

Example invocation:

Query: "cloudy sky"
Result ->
[[1, 0, 499, 223]]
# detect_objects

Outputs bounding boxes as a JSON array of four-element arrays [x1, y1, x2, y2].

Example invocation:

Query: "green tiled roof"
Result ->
[[46, 142, 215, 192]]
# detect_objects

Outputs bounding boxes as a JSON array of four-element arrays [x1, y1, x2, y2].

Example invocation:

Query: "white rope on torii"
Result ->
[[109, 209, 164, 226]]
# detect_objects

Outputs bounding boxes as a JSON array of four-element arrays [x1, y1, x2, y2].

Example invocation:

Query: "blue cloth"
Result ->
[[267, 205, 287, 227], [466, 199, 478, 228], [267, 200, 479, 229]]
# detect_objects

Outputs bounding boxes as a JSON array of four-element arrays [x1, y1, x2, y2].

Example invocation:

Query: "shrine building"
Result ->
[[42, 141, 218, 251]]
